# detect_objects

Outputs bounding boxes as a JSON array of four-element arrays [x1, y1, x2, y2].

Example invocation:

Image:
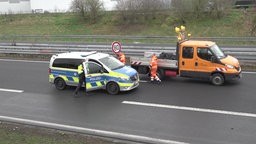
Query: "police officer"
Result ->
[[149, 54, 161, 83], [74, 59, 87, 97]]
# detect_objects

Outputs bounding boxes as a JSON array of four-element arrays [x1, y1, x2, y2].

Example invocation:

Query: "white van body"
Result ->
[[49, 51, 139, 94]]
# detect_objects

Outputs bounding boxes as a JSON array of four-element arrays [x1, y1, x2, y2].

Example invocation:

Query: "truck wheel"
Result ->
[[107, 82, 119, 95], [211, 73, 224, 86], [55, 78, 66, 90]]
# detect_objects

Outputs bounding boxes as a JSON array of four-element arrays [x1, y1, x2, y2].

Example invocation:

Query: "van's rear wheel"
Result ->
[[211, 73, 224, 86], [55, 78, 66, 90], [107, 82, 119, 95]]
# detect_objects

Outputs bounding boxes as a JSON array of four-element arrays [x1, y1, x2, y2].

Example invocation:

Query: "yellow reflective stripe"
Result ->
[[73, 77, 79, 82], [49, 74, 54, 79], [118, 83, 133, 87], [86, 83, 92, 88], [109, 71, 129, 78], [96, 81, 102, 86], [60, 75, 68, 81]]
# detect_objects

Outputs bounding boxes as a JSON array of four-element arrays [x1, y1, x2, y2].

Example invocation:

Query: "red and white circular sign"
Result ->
[[111, 41, 122, 54]]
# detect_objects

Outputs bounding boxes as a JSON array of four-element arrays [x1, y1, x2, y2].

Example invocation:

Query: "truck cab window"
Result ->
[[182, 47, 193, 59], [210, 44, 225, 59], [197, 48, 213, 61]]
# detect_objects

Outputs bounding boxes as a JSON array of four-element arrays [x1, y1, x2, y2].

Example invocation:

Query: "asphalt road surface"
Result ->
[[0, 59, 256, 144]]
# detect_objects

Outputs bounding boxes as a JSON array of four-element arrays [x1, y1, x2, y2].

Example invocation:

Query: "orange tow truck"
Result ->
[[130, 26, 242, 85]]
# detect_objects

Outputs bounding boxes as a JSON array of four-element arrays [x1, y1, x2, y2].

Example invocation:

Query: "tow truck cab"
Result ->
[[177, 40, 241, 85]]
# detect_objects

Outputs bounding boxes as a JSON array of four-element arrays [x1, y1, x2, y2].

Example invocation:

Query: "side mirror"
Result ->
[[210, 56, 217, 63]]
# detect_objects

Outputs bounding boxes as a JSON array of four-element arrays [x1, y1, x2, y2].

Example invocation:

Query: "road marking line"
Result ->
[[0, 88, 24, 93], [0, 115, 189, 144], [0, 59, 49, 63], [243, 71, 256, 74], [122, 101, 256, 118]]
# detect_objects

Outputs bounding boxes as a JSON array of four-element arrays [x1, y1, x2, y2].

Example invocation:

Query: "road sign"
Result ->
[[111, 41, 122, 54]]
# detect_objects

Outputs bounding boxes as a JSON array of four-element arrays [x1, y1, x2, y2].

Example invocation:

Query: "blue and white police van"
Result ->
[[49, 51, 139, 95]]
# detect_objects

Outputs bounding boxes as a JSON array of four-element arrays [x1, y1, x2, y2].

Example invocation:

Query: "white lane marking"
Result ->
[[243, 71, 256, 74], [0, 88, 24, 93], [0, 115, 189, 144], [139, 80, 148, 83], [0, 59, 49, 64], [122, 101, 256, 118]]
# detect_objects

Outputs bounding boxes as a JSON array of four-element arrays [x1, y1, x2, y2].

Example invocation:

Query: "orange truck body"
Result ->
[[131, 40, 242, 85]]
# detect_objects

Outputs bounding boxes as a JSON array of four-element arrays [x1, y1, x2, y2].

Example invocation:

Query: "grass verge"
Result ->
[[0, 9, 256, 45], [0, 122, 126, 144]]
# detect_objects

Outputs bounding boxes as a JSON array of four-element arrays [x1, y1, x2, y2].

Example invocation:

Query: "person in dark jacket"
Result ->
[[74, 59, 87, 97]]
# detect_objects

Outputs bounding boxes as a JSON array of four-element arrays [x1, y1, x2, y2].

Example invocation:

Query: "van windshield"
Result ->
[[210, 44, 226, 59], [99, 55, 124, 70]]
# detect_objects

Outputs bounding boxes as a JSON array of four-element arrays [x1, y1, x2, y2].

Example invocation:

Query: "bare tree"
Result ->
[[171, 0, 191, 19], [171, 0, 233, 20], [207, 0, 233, 19], [70, 0, 103, 23], [250, 3, 256, 36], [116, 0, 167, 23], [70, 0, 87, 17], [116, 0, 142, 23], [140, 0, 166, 19], [192, 0, 208, 19], [86, 0, 103, 23], [251, 16, 256, 36]]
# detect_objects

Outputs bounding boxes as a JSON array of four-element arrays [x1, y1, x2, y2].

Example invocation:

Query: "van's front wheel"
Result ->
[[55, 78, 66, 90], [211, 73, 224, 86], [107, 82, 119, 95]]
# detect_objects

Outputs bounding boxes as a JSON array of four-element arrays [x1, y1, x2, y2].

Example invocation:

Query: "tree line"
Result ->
[[70, 0, 256, 36]]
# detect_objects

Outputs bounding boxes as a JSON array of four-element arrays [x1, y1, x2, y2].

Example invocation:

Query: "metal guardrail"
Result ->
[[0, 42, 256, 61]]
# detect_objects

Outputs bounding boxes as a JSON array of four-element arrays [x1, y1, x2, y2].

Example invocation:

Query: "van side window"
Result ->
[[182, 47, 193, 59], [197, 48, 213, 61], [52, 59, 82, 69]]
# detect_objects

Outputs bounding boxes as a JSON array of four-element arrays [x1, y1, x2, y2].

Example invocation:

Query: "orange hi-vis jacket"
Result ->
[[150, 55, 158, 77], [118, 53, 126, 64]]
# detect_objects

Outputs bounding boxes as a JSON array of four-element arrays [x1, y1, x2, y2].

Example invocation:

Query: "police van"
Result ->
[[49, 51, 139, 94]]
